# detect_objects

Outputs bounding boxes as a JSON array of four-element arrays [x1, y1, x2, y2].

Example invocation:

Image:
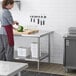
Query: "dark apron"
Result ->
[[4, 25, 14, 46]]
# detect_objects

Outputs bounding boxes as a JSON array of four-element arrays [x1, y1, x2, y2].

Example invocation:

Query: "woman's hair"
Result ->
[[2, 0, 14, 9]]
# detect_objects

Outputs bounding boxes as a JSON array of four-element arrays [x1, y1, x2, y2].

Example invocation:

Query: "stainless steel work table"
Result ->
[[0, 61, 28, 76], [14, 30, 53, 70]]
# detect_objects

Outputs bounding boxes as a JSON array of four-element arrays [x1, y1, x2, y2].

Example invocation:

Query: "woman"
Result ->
[[0, 0, 18, 61]]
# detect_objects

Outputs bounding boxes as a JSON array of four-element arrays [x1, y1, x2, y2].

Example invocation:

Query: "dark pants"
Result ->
[[0, 34, 14, 61]]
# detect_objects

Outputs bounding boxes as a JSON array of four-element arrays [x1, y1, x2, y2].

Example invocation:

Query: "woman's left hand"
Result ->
[[13, 21, 19, 25]]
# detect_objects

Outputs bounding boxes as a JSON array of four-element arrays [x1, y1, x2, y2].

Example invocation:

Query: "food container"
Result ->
[[31, 42, 41, 58], [17, 47, 30, 57]]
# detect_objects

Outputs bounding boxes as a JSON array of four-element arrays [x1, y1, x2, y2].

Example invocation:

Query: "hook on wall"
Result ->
[[14, 0, 21, 10]]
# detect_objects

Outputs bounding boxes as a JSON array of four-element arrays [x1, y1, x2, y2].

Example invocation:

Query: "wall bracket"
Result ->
[[14, 0, 21, 10]]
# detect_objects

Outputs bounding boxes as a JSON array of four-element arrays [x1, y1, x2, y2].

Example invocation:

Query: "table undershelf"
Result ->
[[15, 53, 48, 62]]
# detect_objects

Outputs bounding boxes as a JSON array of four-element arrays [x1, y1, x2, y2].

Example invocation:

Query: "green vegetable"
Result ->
[[17, 25, 23, 32]]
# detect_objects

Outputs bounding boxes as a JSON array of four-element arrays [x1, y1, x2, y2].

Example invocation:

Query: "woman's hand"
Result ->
[[13, 21, 19, 25], [13, 27, 17, 30], [13, 21, 19, 30]]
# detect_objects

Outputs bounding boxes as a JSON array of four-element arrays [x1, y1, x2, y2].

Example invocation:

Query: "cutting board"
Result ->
[[13, 29, 39, 35]]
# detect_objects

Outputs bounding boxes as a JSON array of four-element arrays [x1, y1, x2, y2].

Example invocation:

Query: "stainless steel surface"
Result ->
[[69, 27, 76, 34], [48, 33, 50, 63], [66, 40, 69, 47], [64, 36, 76, 72], [38, 37, 40, 70], [0, 61, 28, 76], [14, 30, 51, 70], [18, 72, 21, 76], [15, 53, 48, 61]]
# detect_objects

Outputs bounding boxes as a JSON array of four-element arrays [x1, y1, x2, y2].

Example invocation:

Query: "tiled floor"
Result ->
[[21, 71, 64, 76], [24, 62, 76, 76]]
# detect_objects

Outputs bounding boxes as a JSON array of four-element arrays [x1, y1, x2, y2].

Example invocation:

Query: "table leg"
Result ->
[[18, 72, 21, 76], [48, 33, 50, 63], [38, 37, 40, 70], [38, 61, 39, 70]]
